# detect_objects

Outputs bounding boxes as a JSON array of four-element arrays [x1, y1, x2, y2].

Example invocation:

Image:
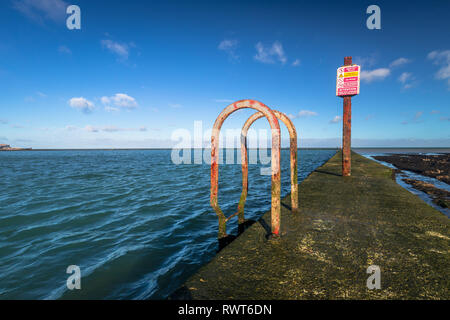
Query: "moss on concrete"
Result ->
[[172, 152, 449, 300]]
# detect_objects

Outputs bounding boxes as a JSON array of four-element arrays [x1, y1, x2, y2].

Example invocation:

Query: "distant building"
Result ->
[[0, 144, 11, 149]]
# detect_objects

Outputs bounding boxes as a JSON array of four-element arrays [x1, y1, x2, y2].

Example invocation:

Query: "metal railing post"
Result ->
[[210, 100, 281, 239], [238, 110, 298, 224]]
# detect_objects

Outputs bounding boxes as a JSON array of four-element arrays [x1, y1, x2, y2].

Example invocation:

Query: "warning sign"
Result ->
[[336, 65, 360, 96], [344, 72, 358, 77]]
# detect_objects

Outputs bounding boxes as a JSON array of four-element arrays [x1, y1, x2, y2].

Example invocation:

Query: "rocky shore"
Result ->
[[402, 179, 449, 208], [374, 154, 449, 209], [373, 154, 449, 184]]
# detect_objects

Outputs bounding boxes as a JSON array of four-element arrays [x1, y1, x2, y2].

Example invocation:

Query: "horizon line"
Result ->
[[3, 147, 450, 151]]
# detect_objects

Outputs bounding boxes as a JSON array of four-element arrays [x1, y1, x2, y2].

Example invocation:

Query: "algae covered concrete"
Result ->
[[172, 152, 449, 299]]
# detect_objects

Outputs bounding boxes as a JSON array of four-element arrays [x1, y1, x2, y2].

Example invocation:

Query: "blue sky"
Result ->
[[0, 0, 449, 148]]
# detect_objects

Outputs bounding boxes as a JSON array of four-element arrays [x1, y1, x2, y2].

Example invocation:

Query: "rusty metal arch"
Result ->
[[238, 110, 298, 227], [211, 99, 281, 239]]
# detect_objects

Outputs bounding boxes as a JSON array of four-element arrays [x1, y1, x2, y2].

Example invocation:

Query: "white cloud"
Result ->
[[116, 94, 137, 108], [218, 39, 238, 61], [254, 41, 287, 65], [58, 45, 72, 55], [104, 106, 119, 112], [353, 55, 377, 68], [69, 97, 95, 113], [100, 96, 110, 105], [427, 50, 450, 88], [288, 110, 318, 119], [402, 111, 424, 125], [13, 0, 68, 24], [84, 125, 147, 133], [102, 126, 124, 132], [389, 58, 411, 68], [25, 91, 47, 102], [85, 125, 98, 133], [101, 40, 130, 60], [329, 115, 342, 124], [398, 72, 415, 89], [360, 68, 391, 82], [101, 93, 138, 110], [414, 111, 423, 121], [218, 40, 236, 51], [292, 59, 301, 67], [168, 103, 182, 109]]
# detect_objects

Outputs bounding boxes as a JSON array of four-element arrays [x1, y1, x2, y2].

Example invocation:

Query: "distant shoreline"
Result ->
[[2, 147, 339, 151], [0, 148, 32, 151], [1, 147, 449, 152]]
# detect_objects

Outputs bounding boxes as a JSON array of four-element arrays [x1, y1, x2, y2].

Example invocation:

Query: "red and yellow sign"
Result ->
[[336, 65, 360, 96]]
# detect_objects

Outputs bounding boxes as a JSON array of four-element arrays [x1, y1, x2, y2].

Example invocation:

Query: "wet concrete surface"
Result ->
[[171, 152, 449, 300]]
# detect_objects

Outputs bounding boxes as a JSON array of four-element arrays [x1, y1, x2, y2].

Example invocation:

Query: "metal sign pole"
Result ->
[[342, 56, 352, 177]]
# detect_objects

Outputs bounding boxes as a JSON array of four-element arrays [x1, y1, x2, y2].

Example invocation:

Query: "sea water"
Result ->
[[0, 149, 336, 299]]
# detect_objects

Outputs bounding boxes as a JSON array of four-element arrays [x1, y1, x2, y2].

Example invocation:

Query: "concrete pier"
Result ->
[[172, 152, 449, 300]]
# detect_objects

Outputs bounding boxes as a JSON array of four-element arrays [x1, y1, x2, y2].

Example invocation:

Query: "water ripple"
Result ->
[[0, 149, 336, 299]]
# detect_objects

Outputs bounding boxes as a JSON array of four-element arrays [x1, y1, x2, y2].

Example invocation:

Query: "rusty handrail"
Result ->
[[211, 100, 281, 239], [238, 110, 298, 225]]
